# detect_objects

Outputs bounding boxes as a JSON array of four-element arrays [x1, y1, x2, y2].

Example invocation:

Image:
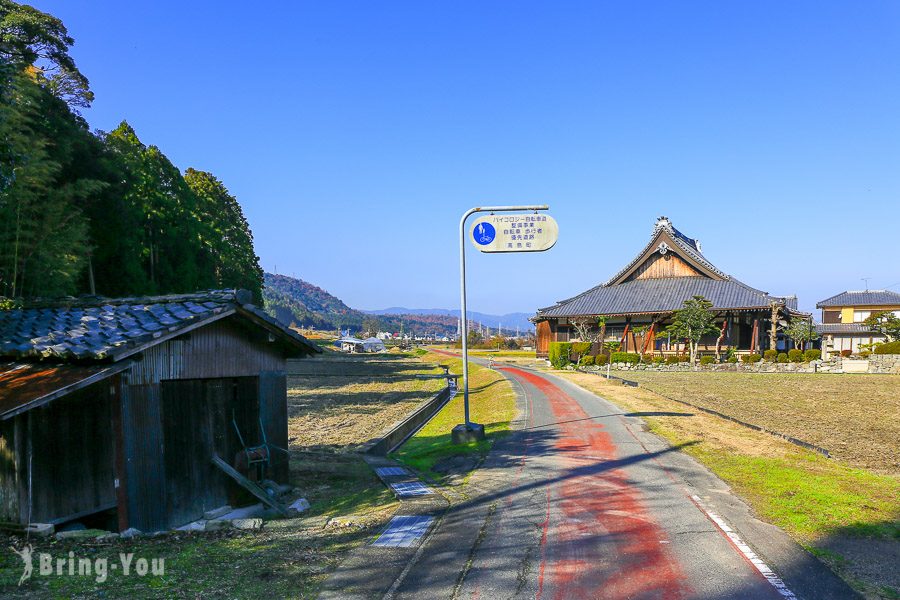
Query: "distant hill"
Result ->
[[263, 273, 470, 336], [263, 273, 533, 337], [364, 307, 534, 332]]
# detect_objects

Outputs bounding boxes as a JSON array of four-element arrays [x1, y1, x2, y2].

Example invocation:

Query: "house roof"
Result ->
[[816, 290, 900, 308], [535, 217, 803, 320], [0, 290, 320, 362], [815, 323, 880, 335]]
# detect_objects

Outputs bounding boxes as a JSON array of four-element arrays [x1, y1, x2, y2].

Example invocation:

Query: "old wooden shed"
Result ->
[[0, 290, 319, 532]]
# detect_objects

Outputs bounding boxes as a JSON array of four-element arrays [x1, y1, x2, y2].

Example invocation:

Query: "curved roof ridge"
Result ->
[[603, 217, 729, 286]]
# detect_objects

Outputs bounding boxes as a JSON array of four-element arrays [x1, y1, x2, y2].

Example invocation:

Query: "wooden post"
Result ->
[[750, 319, 759, 353], [620, 322, 630, 351], [110, 375, 129, 532], [642, 322, 656, 356]]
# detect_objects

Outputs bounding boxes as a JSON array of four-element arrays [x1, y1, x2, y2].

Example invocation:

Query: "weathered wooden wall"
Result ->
[[29, 386, 117, 523]]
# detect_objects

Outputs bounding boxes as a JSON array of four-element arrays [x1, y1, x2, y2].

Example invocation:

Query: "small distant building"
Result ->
[[334, 336, 365, 352], [0, 290, 319, 532], [532, 217, 808, 358], [362, 337, 386, 352], [816, 290, 900, 357]]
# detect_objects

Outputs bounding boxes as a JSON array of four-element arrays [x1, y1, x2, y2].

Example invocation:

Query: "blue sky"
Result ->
[[35, 1, 900, 315]]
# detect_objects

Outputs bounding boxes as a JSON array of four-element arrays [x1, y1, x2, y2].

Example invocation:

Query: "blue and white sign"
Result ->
[[473, 222, 496, 246], [469, 213, 559, 253]]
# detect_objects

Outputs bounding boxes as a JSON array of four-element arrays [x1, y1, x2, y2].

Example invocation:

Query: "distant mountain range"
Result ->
[[363, 308, 534, 332], [263, 273, 533, 337]]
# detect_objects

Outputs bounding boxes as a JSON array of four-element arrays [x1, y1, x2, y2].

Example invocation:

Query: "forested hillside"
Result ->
[[0, 1, 263, 302], [263, 272, 464, 336]]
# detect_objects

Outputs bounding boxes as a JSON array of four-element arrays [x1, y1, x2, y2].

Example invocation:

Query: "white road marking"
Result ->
[[691, 495, 798, 599]]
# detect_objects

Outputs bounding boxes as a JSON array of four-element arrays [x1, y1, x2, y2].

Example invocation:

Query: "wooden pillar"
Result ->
[[750, 319, 759, 353]]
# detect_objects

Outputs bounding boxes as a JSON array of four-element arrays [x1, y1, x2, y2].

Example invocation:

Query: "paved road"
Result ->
[[385, 360, 854, 600]]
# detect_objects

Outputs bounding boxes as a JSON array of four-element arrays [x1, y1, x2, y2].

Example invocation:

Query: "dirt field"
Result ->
[[612, 371, 900, 473]]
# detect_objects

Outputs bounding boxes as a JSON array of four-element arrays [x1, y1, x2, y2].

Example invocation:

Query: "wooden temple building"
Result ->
[[533, 217, 808, 358]]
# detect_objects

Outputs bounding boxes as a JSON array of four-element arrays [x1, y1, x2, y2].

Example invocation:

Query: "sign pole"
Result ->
[[454, 204, 550, 444]]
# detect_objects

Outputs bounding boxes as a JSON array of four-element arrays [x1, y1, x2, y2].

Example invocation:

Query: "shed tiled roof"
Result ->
[[815, 323, 880, 335], [816, 290, 900, 308], [537, 277, 792, 317], [0, 290, 319, 362]]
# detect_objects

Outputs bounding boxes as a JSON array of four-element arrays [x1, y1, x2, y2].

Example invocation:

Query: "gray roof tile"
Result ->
[[816, 290, 900, 308], [0, 290, 321, 362]]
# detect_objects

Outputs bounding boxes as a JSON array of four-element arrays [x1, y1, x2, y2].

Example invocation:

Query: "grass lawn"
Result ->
[[556, 371, 899, 599], [393, 350, 518, 479], [0, 351, 445, 599], [619, 371, 900, 472]]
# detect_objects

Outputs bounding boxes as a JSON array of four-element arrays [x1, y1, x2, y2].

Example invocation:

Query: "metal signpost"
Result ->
[[453, 205, 557, 444]]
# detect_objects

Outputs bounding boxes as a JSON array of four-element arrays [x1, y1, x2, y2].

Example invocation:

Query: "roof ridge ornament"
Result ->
[[657, 242, 670, 255], [655, 216, 672, 230]]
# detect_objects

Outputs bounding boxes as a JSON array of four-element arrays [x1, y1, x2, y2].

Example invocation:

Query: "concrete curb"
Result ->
[[360, 385, 456, 456]]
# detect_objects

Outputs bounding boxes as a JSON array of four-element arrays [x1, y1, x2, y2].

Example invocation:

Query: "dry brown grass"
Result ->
[[610, 371, 900, 473], [287, 353, 445, 451]]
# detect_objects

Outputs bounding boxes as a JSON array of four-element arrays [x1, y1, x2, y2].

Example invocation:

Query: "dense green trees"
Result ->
[[1, 1, 262, 302]]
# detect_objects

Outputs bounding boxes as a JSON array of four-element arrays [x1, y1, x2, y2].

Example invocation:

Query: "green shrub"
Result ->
[[741, 353, 762, 363], [727, 356, 738, 363], [594, 354, 608, 366], [610, 352, 639, 364], [763, 349, 777, 361], [699, 355, 715, 365], [858, 351, 870, 358], [777, 352, 788, 363], [579, 354, 595, 366], [788, 348, 804, 363], [571, 342, 591, 357], [874, 341, 900, 354], [680, 355, 692, 362], [652, 355, 665, 364], [548, 342, 572, 369], [804, 349, 821, 361], [665, 355, 681, 365]]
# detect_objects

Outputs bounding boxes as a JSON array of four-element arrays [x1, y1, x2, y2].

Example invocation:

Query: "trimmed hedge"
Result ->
[[594, 354, 609, 366], [548, 342, 572, 369], [763, 349, 777, 361], [741, 353, 762, 363], [804, 349, 821, 361], [665, 355, 681, 365], [571, 342, 591, 357], [788, 349, 804, 363], [777, 352, 789, 363], [652, 356, 665, 365], [874, 341, 900, 354], [610, 352, 639, 364], [579, 355, 595, 366], [727, 356, 738, 363], [699, 356, 715, 365]]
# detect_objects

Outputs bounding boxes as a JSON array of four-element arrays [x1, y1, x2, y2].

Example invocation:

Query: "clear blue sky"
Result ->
[[34, 1, 900, 315]]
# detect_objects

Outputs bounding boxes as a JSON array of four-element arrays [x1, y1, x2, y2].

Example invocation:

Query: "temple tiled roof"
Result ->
[[535, 217, 804, 320], [0, 290, 319, 362], [537, 277, 793, 317], [816, 290, 900, 308]]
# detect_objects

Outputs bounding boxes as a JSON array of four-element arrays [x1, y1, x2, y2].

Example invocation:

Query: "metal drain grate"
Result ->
[[390, 481, 433, 497], [371, 515, 434, 547], [375, 467, 409, 477]]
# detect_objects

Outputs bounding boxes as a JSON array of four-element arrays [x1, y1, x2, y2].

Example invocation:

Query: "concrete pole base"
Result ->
[[452, 423, 486, 444]]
